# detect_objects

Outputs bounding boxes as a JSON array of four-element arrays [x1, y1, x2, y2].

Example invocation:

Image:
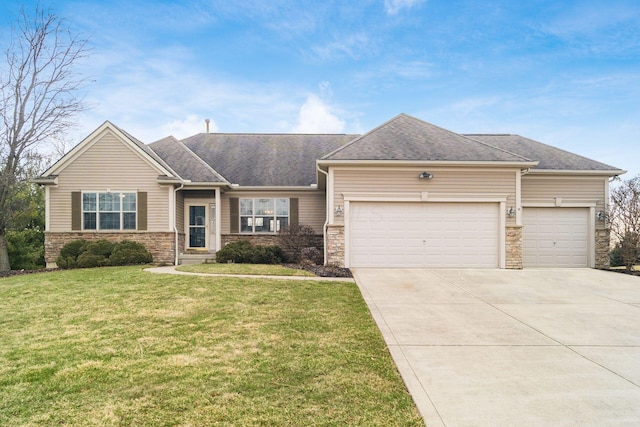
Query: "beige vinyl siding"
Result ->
[[49, 129, 170, 232], [522, 175, 607, 228], [331, 167, 518, 225], [220, 190, 326, 234]]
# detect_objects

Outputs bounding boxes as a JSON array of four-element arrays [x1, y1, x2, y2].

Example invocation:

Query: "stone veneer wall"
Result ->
[[505, 226, 523, 270], [326, 225, 345, 266], [45, 232, 175, 267], [595, 228, 611, 269]]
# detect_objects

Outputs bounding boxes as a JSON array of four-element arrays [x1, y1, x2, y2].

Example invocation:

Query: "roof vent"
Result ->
[[205, 118, 210, 133]]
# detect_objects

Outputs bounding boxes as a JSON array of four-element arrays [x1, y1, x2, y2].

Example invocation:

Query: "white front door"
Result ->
[[188, 205, 207, 249]]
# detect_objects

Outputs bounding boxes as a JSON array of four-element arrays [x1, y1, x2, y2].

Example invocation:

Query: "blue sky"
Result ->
[[2, 0, 639, 177]]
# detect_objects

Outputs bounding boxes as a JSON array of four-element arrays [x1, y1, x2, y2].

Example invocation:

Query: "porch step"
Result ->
[[178, 253, 216, 265]]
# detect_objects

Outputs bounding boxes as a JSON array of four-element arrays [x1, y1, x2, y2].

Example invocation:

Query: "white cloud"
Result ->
[[384, 0, 425, 15], [310, 33, 372, 61], [160, 115, 218, 139], [292, 94, 345, 133]]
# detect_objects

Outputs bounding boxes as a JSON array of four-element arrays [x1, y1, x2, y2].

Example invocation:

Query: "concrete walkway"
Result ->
[[353, 268, 640, 427], [145, 265, 355, 282]]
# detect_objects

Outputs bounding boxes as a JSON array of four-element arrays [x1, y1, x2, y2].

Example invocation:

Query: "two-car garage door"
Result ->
[[349, 202, 499, 268]]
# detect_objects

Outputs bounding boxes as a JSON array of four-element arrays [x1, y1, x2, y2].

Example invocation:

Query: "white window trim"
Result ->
[[239, 197, 290, 234], [82, 190, 138, 231]]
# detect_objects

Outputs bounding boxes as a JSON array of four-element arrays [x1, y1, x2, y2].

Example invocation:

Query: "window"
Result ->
[[82, 192, 137, 230], [240, 198, 289, 233]]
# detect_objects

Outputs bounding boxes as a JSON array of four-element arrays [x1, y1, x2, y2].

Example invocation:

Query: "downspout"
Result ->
[[173, 183, 184, 266], [316, 163, 329, 266]]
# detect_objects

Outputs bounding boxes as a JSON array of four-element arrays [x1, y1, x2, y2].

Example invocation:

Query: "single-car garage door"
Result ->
[[522, 207, 589, 268], [349, 202, 499, 268]]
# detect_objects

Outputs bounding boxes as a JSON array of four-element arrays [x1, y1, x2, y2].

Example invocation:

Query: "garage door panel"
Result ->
[[349, 202, 499, 268], [523, 207, 589, 268]]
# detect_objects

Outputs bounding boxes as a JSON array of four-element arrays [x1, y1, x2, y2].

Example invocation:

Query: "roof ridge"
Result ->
[[321, 113, 407, 160], [173, 138, 230, 184], [190, 132, 359, 136], [462, 134, 532, 162]]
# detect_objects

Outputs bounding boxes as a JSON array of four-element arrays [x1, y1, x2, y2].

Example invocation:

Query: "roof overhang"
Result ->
[[227, 185, 321, 192], [526, 169, 627, 177], [156, 176, 231, 189], [31, 175, 59, 185]]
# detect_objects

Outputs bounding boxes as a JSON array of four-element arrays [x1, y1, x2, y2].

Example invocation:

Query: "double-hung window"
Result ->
[[240, 198, 289, 233], [82, 192, 137, 230]]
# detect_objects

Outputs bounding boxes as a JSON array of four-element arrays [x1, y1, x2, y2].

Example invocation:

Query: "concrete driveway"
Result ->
[[352, 268, 640, 426]]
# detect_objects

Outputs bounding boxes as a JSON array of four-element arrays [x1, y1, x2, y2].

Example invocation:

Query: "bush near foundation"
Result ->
[[216, 240, 283, 264], [56, 239, 153, 269]]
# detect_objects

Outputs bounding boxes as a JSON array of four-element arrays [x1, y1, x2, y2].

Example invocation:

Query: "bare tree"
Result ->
[[609, 175, 640, 272], [0, 5, 89, 271]]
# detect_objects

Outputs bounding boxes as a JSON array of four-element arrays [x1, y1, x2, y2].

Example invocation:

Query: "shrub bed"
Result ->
[[216, 241, 283, 264], [56, 239, 153, 269]]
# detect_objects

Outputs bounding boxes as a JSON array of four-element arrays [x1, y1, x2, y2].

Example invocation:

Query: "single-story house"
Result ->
[[35, 113, 624, 269]]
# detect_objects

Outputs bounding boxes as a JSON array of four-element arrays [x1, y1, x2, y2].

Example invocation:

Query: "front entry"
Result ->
[[188, 205, 207, 249]]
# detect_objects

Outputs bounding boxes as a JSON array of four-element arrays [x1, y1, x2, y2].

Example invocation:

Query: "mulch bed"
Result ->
[[1, 265, 353, 279], [284, 264, 353, 278]]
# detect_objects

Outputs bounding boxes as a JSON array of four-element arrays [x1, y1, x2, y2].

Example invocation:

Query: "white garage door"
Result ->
[[349, 202, 499, 268], [522, 207, 589, 268]]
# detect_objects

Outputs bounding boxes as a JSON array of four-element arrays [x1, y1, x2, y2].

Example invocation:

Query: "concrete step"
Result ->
[[178, 253, 216, 265]]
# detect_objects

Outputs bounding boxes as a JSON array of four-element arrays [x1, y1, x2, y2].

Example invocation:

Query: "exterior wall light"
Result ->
[[335, 206, 343, 216], [596, 211, 605, 221], [419, 172, 433, 179], [507, 207, 515, 217]]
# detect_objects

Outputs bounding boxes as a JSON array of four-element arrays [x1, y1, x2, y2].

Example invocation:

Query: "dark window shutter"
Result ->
[[71, 192, 81, 230], [290, 198, 299, 227], [138, 192, 147, 230], [230, 198, 239, 233]]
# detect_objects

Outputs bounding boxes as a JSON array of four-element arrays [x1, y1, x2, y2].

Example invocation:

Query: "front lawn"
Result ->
[[176, 263, 316, 276], [0, 267, 421, 426]]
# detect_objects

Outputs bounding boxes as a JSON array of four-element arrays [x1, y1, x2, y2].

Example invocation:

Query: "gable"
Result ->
[[44, 121, 175, 178]]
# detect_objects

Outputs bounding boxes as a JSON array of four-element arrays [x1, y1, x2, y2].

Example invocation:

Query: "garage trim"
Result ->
[[343, 192, 509, 268], [522, 202, 596, 268]]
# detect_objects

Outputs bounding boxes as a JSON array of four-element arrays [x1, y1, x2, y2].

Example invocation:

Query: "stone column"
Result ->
[[505, 225, 523, 269], [595, 228, 611, 269], [326, 224, 345, 267]]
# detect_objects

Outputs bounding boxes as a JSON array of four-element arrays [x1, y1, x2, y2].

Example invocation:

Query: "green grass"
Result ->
[[176, 263, 316, 276], [0, 267, 422, 426]]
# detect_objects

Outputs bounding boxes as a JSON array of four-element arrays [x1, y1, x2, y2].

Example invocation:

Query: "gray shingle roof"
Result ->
[[180, 133, 359, 186], [322, 114, 531, 163], [149, 136, 228, 183], [465, 134, 621, 171]]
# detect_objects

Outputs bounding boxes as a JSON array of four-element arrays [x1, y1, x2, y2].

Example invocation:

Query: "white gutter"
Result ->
[[316, 163, 330, 266], [527, 169, 626, 176], [173, 182, 184, 266], [317, 159, 540, 168]]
